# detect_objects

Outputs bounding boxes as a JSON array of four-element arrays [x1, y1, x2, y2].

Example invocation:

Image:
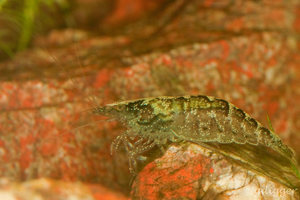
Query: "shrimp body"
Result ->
[[95, 95, 293, 158], [93, 95, 300, 189]]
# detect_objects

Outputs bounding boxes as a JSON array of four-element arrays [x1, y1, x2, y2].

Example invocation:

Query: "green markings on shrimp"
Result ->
[[93, 95, 300, 189]]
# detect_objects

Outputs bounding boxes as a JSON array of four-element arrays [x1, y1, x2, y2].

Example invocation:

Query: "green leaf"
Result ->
[[0, 0, 8, 11], [17, 0, 38, 51], [266, 114, 275, 133]]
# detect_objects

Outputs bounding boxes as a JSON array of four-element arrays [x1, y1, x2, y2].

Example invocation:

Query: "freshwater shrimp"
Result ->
[[93, 95, 300, 189]]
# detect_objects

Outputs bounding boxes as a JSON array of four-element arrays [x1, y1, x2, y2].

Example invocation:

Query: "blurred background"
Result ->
[[0, 0, 299, 199]]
